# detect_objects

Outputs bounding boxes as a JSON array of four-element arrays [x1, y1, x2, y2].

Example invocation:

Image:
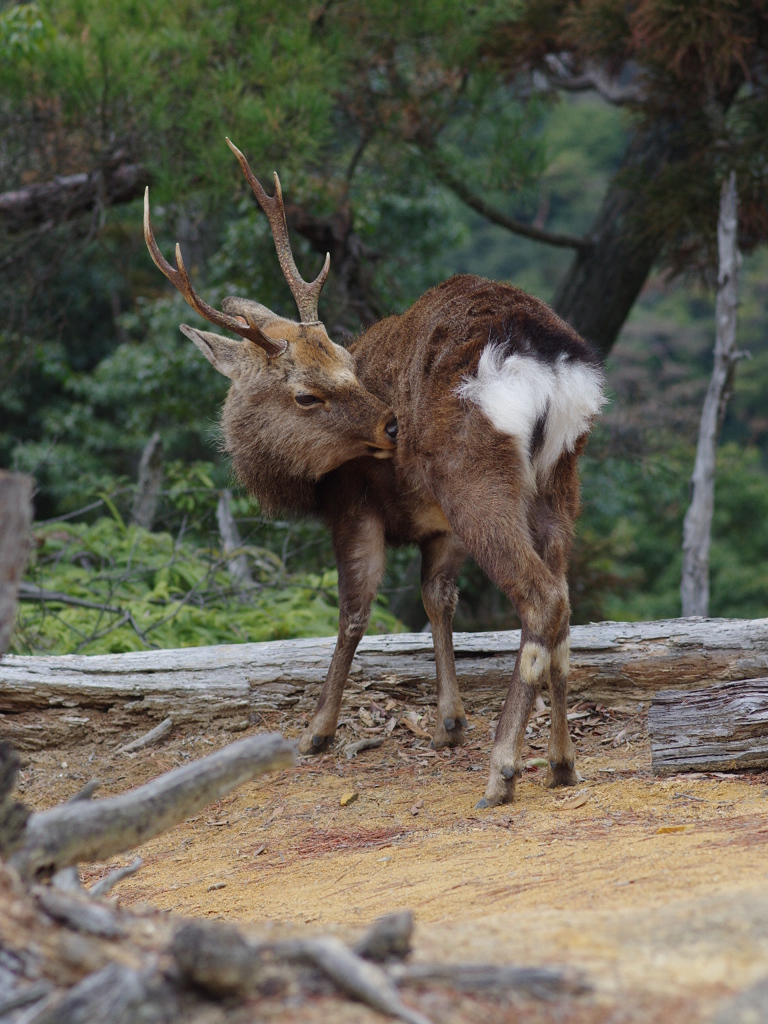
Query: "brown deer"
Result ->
[[144, 140, 605, 807]]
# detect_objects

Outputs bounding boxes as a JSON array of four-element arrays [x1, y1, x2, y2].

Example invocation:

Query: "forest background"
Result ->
[[1, 0, 767, 656]]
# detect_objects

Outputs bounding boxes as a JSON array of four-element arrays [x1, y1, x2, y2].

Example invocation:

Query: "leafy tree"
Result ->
[[1, 0, 767, 637]]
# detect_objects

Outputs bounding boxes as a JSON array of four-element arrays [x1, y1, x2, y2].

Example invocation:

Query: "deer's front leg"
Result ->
[[298, 514, 385, 755], [420, 533, 468, 749]]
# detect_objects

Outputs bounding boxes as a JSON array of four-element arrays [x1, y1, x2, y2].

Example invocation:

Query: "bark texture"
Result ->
[[0, 472, 33, 658], [553, 124, 677, 357], [681, 173, 742, 617], [1, 618, 766, 748], [649, 677, 768, 775]]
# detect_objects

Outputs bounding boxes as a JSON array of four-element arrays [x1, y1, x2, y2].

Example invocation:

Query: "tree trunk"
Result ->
[[130, 433, 163, 531], [553, 123, 678, 357], [680, 173, 741, 617], [0, 472, 34, 658], [2, 618, 767, 746], [216, 489, 255, 593], [649, 677, 768, 775]]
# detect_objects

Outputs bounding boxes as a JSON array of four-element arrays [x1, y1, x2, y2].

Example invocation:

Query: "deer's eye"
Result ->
[[295, 393, 323, 408]]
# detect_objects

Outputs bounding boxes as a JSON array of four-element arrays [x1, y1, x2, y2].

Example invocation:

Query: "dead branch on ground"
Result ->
[[0, 739, 587, 1024]]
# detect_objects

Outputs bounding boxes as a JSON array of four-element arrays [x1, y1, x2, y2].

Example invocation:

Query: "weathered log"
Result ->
[[0, 471, 33, 658], [649, 678, 768, 775], [10, 732, 294, 879], [1, 618, 767, 746], [354, 910, 413, 961], [35, 886, 126, 938], [174, 921, 434, 1024]]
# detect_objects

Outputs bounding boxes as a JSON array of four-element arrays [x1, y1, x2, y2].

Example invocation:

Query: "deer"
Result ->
[[143, 140, 605, 807]]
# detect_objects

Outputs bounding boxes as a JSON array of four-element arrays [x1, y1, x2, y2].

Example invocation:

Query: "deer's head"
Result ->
[[144, 141, 397, 507]]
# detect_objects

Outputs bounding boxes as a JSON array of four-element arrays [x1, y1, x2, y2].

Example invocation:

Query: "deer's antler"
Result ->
[[143, 188, 287, 358], [226, 139, 330, 325]]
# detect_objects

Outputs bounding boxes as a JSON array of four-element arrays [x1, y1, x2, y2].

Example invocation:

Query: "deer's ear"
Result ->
[[180, 324, 263, 379]]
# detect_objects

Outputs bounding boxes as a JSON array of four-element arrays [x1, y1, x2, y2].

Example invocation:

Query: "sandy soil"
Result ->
[[13, 697, 768, 1023]]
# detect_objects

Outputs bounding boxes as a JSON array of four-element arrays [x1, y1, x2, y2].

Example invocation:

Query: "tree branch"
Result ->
[[542, 54, 644, 106], [0, 158, 148, 233], [430, 157, 591, 251]]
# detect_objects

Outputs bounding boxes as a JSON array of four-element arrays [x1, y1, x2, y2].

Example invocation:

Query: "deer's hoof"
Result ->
[[480, 766, 519, 807], [298, 728, 334, 755], [545, 760, 578, 788], [430, 715, 467, 750]]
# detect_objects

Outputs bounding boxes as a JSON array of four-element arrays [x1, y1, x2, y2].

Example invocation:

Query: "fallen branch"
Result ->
[[278, 937, 433, 1024], [345, 736, 384, 760], [0, 760, 592, 1024], [649, 677, 768, 775], [10, 732, 294, 879], [18, 582, 123, 614], [391, 962, 589, 997], [116, 717, 173, 754], [89, 856, 142, 897], [35, 887, 126, 939]]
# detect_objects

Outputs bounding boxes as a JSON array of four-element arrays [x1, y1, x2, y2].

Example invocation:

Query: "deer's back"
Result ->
[[350, 274, 604, 492]]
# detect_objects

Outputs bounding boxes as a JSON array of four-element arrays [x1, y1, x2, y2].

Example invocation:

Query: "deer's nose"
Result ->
[[385, 418, 398, 440]]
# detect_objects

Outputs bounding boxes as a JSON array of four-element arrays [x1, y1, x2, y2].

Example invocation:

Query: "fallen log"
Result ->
[[1, 618, 767, 746], [649, 678, 768, 775]]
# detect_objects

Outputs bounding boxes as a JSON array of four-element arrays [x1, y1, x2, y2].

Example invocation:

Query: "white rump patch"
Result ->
[[457, 345, 606, 474]]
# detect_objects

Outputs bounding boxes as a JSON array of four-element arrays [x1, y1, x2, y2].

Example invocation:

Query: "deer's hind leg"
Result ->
[[533, 451, 582, 789], [298, 513, 385, 756], [427, 442, 568, 806], [420, 533, 468, 749]]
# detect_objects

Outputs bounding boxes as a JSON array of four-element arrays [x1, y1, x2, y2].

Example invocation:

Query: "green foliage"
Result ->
[[0, 3, 53, 61], [578, 443, 768, 622], [13, 515, 402, 655], [1, 0, 767, 642]]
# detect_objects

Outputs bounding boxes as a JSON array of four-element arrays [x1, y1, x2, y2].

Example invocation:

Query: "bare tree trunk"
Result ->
[[681, 173, 742, 617], [0, 472, 34, 658], [216, 489, 254, 594], [553, 124, 677, 357], [130, 433, 163, 530]]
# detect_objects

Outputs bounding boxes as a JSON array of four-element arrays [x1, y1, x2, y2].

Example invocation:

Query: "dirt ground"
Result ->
[[13, 696, 768, 1024]]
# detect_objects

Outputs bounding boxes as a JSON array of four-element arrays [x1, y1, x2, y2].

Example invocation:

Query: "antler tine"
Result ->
[[143, 188, 286, 357], [226, 138, 330, 324]]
